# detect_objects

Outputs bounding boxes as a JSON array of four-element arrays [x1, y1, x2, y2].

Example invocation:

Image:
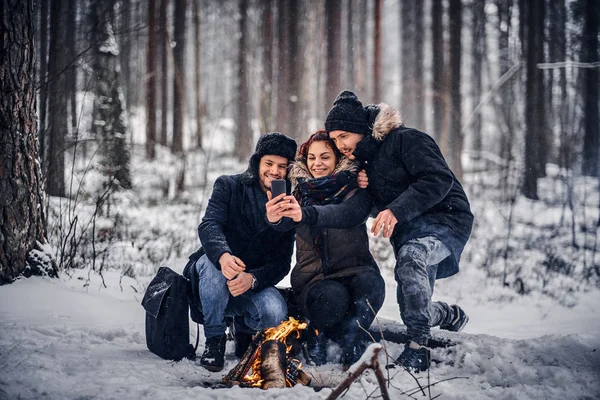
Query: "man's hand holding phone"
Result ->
[[219, 252, 246, 280], [266, 191, 302, 223]]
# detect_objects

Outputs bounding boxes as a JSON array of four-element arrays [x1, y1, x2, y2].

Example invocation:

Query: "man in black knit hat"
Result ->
[[325, 90, 474, 372], [184, 132, 297, 372]]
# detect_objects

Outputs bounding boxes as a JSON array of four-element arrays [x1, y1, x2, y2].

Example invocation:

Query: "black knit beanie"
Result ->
[[325, 90, 371, 136], [241, 132, 297, 184], [254, 132, 297, 162]]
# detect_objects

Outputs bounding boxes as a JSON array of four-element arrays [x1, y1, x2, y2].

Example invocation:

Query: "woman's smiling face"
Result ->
[[307, 140, 337, 178]]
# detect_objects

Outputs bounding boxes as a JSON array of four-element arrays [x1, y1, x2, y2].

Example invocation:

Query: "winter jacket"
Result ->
[[287, 158, 380, 315], [354, 103, 474, 279], [183, 172, 295, 305]]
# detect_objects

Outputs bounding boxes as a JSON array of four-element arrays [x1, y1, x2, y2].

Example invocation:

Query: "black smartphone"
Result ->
[[270, 179, 287, 200]]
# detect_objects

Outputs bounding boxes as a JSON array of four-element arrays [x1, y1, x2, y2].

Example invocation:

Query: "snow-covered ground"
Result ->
[[2, 127, 600, 399], [1, 265, 599, 400]]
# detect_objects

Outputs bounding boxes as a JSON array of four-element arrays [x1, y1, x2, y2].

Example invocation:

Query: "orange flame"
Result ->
[[244, 317, 307, 387]]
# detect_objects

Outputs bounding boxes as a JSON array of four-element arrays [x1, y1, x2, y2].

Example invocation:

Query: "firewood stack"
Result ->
[[222, 318, 311, 389]]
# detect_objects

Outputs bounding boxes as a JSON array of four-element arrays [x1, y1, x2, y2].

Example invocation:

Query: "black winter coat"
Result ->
[[354, 103, 474, 279], [185, 173, 295, 293]]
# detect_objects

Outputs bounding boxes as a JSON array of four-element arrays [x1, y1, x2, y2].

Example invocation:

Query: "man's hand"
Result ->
[[219, 253, 246, 280], [357, 169, 369, 189], [266, 191, 287, 223], [266, 192, 302, 222], [371, 209, 398, 238], [227, 271, 254, 297]]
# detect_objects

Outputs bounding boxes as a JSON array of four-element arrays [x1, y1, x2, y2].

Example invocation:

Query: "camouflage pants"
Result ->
[[395, 236, 454, 345]]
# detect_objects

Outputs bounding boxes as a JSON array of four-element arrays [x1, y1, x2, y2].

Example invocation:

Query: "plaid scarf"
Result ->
[[294, 170, 358, 272]]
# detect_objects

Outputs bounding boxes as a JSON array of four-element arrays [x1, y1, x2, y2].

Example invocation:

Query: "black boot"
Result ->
[[306, 331, 328, 366], [234, 331, 254, 359], [341, 340, 365, 371], [394, 341, 430, 372], [200, 334, 226, 372]]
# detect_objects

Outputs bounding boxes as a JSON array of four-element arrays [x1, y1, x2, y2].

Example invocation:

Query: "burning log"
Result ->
[[260, 340, 287, 389], [286, 359, 312, 386], [223, 332, 264, 385], [223, 317, 310, 389]]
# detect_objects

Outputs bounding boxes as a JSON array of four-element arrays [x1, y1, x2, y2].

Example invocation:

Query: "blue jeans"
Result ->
[[395, 236, 453, 345], [195, 254, 288, 339]]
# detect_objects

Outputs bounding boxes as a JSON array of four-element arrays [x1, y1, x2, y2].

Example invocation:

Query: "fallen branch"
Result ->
[[326, 343, 389, 400]]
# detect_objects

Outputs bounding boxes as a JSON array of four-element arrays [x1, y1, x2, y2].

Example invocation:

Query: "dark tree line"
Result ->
[[1, 0, 599, 282]]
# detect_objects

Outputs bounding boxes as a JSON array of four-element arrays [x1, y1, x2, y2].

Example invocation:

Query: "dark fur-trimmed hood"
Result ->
[[370, 103, 403, 142], [288, 156, 359, 188]]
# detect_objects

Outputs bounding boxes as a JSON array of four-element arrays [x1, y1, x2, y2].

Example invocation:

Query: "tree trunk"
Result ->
[[259, 0, 273, 133], [471, 0, 486, 157], [37, 0, 49, 165], [120, 0, 132, 115], [236, 0, 252, 161], [147, 0, 158, 160], [523, 0, 545, 199], [356, 0, 367, 98], [431, 0, 445, 142], [67, 0, 78, 135], [276, 0, 289, 137], [288, 0, 303, 140], [0, 0, 55, 284], [373, 0, 382, 101], [413, 1, 424, 129], [345, 0, 354, 89], [90, 0, 131, 190], [159, 0, 169, 146], [172, 0, 187, 155], [581, 0, 599, 177], [46, 0, 68, 197], [401, 0, 415, 125], [325, 0, 342, 106], [194, 0, 203, 149], [447, 0, 463, 179]]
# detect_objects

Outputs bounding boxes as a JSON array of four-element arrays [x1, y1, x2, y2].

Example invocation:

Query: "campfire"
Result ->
[[223, 317, 312, 389]]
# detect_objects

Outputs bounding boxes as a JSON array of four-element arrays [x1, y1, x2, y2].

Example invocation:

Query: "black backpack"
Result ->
[[141, 266, 199, 361]]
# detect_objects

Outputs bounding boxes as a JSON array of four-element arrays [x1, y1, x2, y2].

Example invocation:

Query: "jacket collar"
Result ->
[[353, 102, 404, 162]]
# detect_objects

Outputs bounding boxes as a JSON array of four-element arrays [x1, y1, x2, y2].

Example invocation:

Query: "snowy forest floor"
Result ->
[[2, 139, 600, 399]]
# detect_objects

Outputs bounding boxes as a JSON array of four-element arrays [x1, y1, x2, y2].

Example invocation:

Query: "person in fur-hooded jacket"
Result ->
[[325, 90, 474, 372], [266, 130, 385, 369]]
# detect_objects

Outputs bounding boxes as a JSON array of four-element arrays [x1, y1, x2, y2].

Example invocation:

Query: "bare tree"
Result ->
[[37, 0, 50, 163], [345, 0, 354, 89], [447, 0, 463, 179], [471, 0, 486, 157], [401, 0, 416, 125], [325, 0, 342, 106], [1, 0, 57, 284], [236, 0, 252, 160], [172, 0, 187, 155], [276, 0, 302, 139], [581, 0, 599, 177], [194, 0, 203, 149], [431, 0, 445, 141], [523, 0, 545, 199], [159, 0, 169, 146], [356, 0, 367, 97], [259, 0, 273, 133], [147, 0, 158, 160], [373, 0, 382, 101], [46, 0, 69, 197], [90, 0, 131, 189]]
